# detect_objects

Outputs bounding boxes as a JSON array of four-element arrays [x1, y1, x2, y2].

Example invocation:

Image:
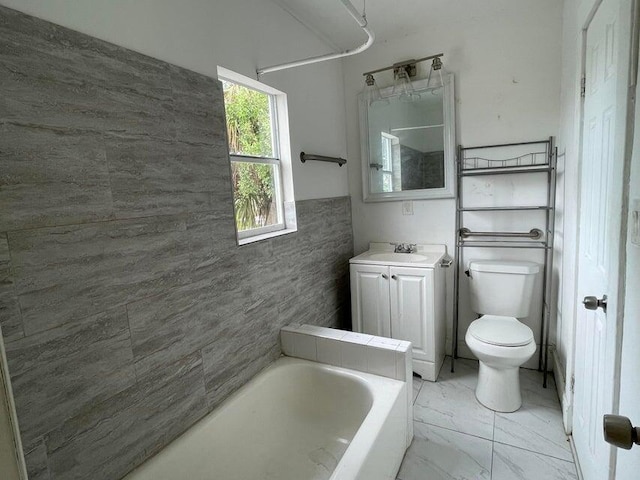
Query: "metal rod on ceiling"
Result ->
[[256, 0, 374, 77]]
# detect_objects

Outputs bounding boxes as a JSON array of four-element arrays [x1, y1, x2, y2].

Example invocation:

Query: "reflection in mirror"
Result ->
[[359, 75, 455, 202]]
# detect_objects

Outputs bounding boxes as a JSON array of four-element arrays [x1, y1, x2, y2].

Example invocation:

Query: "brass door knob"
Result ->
[[603, 414, 640, 450]]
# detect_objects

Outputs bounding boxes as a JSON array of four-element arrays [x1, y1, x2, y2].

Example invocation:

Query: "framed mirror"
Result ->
[[359, 74, 455, 202]]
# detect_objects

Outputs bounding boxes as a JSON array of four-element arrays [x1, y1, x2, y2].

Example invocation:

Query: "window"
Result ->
[[380, 132, 400, 193], [218, 67, 296, 244]]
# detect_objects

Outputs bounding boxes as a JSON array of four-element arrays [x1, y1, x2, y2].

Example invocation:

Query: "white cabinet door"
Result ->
[[350, 264, 391, 337], [389, 267, 434, 362]]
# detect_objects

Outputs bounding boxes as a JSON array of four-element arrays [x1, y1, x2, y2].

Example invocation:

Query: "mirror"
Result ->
[[359, 75, 455, 202]]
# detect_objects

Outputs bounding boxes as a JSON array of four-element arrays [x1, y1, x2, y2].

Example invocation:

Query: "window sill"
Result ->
[[238, 227, 298, 246]]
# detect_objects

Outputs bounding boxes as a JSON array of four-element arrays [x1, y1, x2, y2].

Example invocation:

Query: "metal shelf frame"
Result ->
[[451, 137, 557, 388]]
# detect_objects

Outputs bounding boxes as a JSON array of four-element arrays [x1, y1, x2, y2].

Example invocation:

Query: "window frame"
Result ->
[[218, 67, 297, 245], [380, 132, 399, 193]]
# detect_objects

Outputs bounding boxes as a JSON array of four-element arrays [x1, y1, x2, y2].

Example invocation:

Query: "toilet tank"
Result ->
[[468, 260, 540, 317]]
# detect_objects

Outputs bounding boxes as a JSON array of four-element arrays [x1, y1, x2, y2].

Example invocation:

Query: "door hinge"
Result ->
[[570, 374, 575, 393], [580, 77, 586, 98]]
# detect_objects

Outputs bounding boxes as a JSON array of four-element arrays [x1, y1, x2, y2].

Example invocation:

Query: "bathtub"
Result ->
[[125, 356, 408, 480]]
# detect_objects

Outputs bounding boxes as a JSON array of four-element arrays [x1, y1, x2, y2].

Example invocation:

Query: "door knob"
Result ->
[[603, 414, 640, 449], [583, 295, 607, 312]]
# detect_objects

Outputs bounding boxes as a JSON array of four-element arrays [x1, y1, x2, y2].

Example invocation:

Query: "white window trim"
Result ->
[[218, 66, 297, 245]]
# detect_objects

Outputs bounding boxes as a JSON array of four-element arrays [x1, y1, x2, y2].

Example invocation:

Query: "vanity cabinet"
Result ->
[[350, 259, 445, 381]]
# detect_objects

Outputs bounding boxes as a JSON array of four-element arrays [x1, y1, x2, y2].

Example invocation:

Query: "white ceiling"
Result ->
[[270, 0, 512, 51]]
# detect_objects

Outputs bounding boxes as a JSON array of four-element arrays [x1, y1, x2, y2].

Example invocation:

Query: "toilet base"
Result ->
[[475, 362, 522, 412]]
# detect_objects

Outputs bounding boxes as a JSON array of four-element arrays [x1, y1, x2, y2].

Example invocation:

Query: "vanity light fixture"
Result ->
[[362, 53, 445, 102], [364, 73, 389, 106], [392, 68, 421, 102], [427, 56, 445, 93]]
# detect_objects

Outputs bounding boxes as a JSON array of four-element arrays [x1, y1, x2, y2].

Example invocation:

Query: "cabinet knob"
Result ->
[[381, 274, 388, 279], [391, 275, 397, 280]]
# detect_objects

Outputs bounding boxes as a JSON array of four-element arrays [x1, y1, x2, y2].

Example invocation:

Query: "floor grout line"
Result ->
[[411, 416, 494, 443], [491, 439, 576, 463], [403, 363, 577, 480]]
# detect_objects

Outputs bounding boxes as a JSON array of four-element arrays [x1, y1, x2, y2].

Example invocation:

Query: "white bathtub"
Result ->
[[125, 356, 408, 480]]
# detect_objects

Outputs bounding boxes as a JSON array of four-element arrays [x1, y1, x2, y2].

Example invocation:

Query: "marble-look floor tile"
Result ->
[[494, 399, 572, 461], [414, 359, 495, 440], [397, 422, 492, 480], [519, 368, 562, 409], [492, 443, 577, 480]]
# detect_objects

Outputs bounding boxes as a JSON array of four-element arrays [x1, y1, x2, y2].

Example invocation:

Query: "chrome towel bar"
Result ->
[[459, 227, 543, 240]]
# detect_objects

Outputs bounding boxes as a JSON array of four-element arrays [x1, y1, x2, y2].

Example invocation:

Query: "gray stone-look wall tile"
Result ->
[[169, 65, 228, 146], [0, 123, 114, 231], [24, 440, 50, 480], [0, 233, 23, 341], [105, 137, 231, 219], [0, 5, 354, 480], [0, 8, 174, 139], [8, 216, 192, 335], [45, 353, 207, 480], [5, 307, 136, 450], [128, 275, 243, 378]]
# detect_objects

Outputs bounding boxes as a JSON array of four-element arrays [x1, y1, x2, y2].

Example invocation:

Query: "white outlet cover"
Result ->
[[402, 201, 414, 215]]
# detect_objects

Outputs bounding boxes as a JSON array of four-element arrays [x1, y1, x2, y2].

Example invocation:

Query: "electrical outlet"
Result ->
[[402, 201, 414, 215], [632, 198, 640, 246]]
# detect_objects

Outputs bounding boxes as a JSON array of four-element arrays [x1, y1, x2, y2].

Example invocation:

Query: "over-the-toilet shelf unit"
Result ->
[[452, 138, 557, 387]]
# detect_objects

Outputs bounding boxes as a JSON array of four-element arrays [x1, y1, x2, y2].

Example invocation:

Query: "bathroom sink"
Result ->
[[368, 252, 429, 262]]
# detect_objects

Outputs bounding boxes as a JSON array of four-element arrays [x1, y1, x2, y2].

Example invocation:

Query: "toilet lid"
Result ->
[[468, 315, 534, 347]]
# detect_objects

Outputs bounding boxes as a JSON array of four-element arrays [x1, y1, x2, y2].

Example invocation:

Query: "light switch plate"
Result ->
[[632, 198, 640, 246], [402, 201, 414, 215]]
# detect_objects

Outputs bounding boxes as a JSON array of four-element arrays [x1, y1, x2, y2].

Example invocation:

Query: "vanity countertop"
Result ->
[[349, 243, 447, 268]]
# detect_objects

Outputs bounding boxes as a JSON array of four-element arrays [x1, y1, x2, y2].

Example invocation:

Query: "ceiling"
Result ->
[[270, 0, 510, 51]]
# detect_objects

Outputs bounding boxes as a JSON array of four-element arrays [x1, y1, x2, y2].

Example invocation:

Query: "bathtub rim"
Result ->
[[124, 355, 408, 480]]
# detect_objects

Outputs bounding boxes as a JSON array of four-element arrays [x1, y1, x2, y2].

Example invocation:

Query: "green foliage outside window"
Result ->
[[223, 81, 277, 231]]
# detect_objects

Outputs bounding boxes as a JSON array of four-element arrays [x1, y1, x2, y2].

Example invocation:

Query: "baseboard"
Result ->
[[569, 435, 584, 480], [552, 348, 573, 434]]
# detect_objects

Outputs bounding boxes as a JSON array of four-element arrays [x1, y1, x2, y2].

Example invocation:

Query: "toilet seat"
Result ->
[[468, 315, 533, 347]]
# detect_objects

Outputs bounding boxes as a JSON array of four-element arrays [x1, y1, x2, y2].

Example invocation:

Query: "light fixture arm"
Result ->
[[362, 53, 444, 78], [257, 0, 374, 77]]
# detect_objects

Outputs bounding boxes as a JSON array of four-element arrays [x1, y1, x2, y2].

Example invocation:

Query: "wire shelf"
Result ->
[[452, 137, 557, 389], [460, 140, 551, 172]]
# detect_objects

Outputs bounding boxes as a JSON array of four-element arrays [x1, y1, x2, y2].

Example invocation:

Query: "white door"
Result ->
[[389, 266, 434, 362], [573, 0, 632, 477], [350, 264, 391, 337]]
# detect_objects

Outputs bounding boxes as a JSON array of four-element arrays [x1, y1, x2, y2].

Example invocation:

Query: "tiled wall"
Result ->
[[0, 6, 353, 480]]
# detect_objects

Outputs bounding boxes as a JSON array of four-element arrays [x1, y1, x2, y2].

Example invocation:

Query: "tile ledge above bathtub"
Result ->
[[280, 324, 412, 381], [280, 323, 414, 449]]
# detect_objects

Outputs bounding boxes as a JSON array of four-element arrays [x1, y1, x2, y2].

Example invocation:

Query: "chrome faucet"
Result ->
[[391, 242, 417, 253]]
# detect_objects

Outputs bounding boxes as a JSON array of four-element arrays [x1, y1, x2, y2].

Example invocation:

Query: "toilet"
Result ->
[[464, 260, 540, 412]]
